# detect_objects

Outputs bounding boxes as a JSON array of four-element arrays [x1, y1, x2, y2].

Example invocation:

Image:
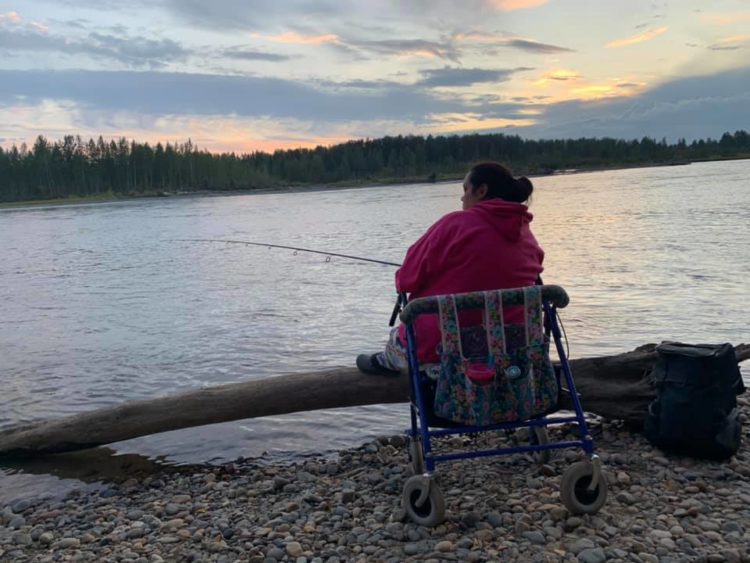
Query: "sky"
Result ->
[[1, 0, 749, 153]]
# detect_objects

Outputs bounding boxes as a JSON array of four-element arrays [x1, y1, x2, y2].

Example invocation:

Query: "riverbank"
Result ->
[[2, 397, 748, 562], [3, 155, 749, 210]]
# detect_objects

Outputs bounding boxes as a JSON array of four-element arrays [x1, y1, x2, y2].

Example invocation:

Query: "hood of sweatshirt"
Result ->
[[467, 198, 533, 242]]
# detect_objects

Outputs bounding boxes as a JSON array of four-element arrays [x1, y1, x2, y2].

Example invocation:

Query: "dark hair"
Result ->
[[468, 161, 533, 203]]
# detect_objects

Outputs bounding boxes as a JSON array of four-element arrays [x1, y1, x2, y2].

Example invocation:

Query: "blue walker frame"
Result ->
[[400, 285, 604, 522]]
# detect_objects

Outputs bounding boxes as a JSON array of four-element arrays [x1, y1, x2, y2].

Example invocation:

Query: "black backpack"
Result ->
[[644, 341, 745, 460]]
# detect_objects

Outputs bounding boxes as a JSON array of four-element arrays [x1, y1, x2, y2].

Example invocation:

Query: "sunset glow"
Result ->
[[0, 0, 748, 152], [605, 27, 668, 49]]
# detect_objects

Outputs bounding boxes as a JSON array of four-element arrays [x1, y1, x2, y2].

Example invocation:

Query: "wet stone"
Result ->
[[564, 517, 583, 531], [461, 512, 481, 527], [56, 537, 81, 549], [38, 532, 54, 545], [13, 532, 32, 545], [721, 521, 743, 534], [569, 538, 596, 554], [286, 542, 303, 557], [486, 512, 504, 527], [403, 543, 422, 556], [523, 531, 546, 545], [8, 516, 25, 529], [578, 548, 607, 563], [435, 540, 454, 552], [10, 500, 32, 514]]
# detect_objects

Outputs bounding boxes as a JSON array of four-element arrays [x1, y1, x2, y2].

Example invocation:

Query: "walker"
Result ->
[[399, 284, 607, 526]]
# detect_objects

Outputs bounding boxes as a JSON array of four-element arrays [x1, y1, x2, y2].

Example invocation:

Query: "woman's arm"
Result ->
[[395, 213, 459, 294]]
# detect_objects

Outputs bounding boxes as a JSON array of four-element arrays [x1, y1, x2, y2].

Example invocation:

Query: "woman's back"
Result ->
[[397, 198, 544, 363], [357, 160, 544, 375]]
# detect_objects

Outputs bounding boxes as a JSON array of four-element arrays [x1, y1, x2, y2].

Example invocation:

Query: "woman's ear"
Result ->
[[477, 183, 489, 199]]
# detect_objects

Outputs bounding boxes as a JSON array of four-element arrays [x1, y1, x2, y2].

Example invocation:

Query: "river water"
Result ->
[[1, 159, 748, 502]]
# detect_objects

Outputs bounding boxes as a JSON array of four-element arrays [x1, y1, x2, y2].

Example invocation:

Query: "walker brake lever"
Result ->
[[388, 293, 406, 327], [388, 298, 401, 327]]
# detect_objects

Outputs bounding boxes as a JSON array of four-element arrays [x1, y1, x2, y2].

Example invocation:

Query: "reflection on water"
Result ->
[[3, 448, 169, 484], [1, 159, 749, 502], [0, 448, 171, 503]]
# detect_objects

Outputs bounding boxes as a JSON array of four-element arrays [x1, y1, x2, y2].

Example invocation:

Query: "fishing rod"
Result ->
[[173, 238, 402, 267], [174, 238, 405, 325]]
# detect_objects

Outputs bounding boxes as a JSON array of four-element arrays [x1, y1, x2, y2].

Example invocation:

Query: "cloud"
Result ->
[[0, 26, 189, 68], [219, 47, 292, 62], [0, 11, 21, 23], [3, 67, 749, 151], [422, 114, 536, 134], [0, 69, 473, 122], [533, 69, 581, 85], [346, 39, 460, 61], [454, 32, 573, 54], [701, 11, 750, 26], [250, 31, 461, 62], [606, 27, 668, 48], [159, 0, 342, 31], [86, 32, 189, 67], [510, 66, 750, 141], [485, 0, 548, 11], [506, 38, 573, 54], [30, 22, 49, 34], [258, 31, 339, 45], [568, 84, 624, 100], [708, 34, 750, 51], [417, 66, 532, 87], [315, 78, 404, 90]]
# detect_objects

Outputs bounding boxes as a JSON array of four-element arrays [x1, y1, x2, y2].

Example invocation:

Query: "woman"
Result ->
[[357, 161, 545, 376]]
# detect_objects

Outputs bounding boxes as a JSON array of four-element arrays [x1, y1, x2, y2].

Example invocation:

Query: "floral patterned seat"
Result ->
[[431, 286, 559, 426]]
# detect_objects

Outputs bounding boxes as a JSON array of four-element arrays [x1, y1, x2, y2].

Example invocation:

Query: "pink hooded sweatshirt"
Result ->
[[396, 198, 544, 363]]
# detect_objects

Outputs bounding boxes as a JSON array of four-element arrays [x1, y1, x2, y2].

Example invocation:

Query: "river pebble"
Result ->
[[1, 396, 749, 562]]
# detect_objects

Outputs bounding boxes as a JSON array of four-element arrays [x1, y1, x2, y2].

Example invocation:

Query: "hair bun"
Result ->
[[514, 176, 534, 202]]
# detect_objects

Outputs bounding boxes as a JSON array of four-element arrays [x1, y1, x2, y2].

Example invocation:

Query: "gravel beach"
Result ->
[[2, 396, 748, 563]]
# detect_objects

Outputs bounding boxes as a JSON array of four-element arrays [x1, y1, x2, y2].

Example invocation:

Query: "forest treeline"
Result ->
[[1, 130, 749, 203]]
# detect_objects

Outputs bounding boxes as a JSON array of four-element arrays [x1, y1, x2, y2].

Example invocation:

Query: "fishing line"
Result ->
[[172, 238, 402, 267], [175, 240, 569, 353]]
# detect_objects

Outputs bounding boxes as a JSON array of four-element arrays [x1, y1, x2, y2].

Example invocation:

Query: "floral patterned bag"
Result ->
[[432, 286, 558, 426]]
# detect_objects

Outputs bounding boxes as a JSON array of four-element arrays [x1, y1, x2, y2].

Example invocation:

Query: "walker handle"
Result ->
[[400, 285, 569, 325]]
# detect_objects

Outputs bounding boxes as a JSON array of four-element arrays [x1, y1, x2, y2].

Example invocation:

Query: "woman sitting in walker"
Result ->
[[357, 161, 544, 376]]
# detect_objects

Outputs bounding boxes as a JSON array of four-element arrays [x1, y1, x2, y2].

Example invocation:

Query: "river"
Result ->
[[1, 159, 748, 503]]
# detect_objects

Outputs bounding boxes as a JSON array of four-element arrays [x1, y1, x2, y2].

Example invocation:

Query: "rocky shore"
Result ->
[[1, 397, 748, 563]]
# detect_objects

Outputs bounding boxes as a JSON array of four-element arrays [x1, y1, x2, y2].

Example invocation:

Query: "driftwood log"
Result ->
[[1, 343, 747, 459]]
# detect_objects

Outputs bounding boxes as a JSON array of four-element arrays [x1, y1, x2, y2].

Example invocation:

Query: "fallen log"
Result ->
[[1, 343, 747, 459]]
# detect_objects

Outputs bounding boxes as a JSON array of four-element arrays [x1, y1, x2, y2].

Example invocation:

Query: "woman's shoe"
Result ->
[[356, 353, 401, 377]]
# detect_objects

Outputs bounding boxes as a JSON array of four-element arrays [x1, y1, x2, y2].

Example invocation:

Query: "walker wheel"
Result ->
[[560, 461, 608, 515], [531, 426, 551, 464], [402, 476, 445, 526], [408, 436, 425, 475]]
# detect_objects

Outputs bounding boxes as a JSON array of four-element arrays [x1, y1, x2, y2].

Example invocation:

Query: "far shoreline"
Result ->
[[2, 155, 748, 211]]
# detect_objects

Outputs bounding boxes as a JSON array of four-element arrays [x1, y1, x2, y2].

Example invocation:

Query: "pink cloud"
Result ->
[[0, 11, 21, 24], [606, 27, 668, 48], [256, 31, 338, 45], [486, 0, 548, 11]]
